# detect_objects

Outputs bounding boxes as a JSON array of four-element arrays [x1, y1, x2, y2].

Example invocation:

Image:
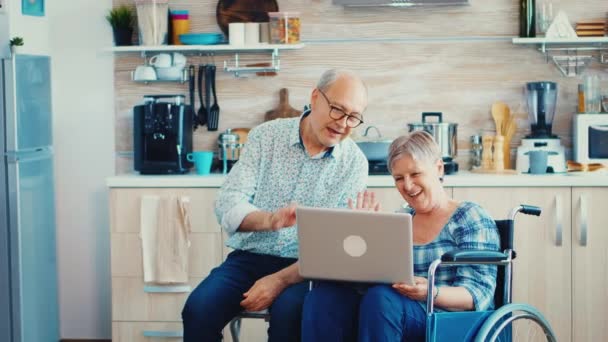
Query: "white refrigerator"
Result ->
[[0, 54, 59, 342]]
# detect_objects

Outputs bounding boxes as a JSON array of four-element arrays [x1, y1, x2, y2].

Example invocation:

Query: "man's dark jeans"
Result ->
[[182, 250, 309, 342]]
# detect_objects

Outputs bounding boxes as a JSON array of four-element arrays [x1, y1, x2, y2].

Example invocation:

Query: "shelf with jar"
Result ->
[[512, 37, 608, 76], [108, 43, 305, 78]]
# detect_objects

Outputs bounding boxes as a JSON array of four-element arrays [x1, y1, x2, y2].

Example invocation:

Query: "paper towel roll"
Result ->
[[245, 22, 260, 45], [229, 23, 245, 46]]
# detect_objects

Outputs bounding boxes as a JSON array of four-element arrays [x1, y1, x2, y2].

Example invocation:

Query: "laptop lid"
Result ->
[[296, 206, 414, 285]]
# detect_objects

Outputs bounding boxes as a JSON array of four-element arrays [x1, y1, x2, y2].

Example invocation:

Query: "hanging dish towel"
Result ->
[[140, 195, 191, 284]]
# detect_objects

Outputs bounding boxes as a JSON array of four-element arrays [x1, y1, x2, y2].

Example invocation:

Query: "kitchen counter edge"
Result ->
[[106, 172, 608, 188]]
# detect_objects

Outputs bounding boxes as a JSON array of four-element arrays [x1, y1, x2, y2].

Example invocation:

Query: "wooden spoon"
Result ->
[[491, 101, 509, 136], [503, 116, 517, 169]]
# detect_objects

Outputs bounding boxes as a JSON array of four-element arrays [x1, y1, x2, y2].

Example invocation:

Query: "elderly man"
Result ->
[[182, 69, 370, 342]]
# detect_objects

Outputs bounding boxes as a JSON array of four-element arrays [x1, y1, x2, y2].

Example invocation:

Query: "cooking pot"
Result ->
[[407, 112, 458, 161], [355, 126, 393, 162]]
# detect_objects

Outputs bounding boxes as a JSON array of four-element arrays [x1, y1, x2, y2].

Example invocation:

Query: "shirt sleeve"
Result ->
[[337, 153, 369, 208], [214, 127, 264, 235], [451, 203, 500, 311]]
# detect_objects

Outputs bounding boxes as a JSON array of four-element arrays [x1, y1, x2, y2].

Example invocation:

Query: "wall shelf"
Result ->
[[108, 44, 304, 77], [512, 37, 608, 77]]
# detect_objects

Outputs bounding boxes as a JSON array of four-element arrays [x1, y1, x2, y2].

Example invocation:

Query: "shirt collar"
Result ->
[[292, 109, 341, 159]]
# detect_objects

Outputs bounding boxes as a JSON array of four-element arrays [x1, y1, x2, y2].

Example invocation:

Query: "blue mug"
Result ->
[[187, 151, 214, 175]]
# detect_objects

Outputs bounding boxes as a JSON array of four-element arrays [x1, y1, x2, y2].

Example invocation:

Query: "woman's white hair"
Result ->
[[387, 131, 442, 174]]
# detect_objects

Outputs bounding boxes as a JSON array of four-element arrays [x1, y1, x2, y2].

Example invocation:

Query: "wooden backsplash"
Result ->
[[113, 0, 608, 173]]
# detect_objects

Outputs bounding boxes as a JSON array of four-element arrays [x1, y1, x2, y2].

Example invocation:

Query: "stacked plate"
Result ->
[[179, 33, 225, 45]]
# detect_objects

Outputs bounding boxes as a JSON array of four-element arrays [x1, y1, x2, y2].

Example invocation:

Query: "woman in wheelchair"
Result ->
[[302, 131, 501, 341]]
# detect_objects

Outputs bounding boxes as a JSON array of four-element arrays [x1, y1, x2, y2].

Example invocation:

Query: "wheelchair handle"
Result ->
[[509, 204, 541, 220]]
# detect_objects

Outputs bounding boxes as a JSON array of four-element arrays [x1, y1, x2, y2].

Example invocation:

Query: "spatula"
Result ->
[[491, 101, 509, 136], [197, 64, 208, 127], [207, 65, 220, 131], [503, 116, 517, 169]]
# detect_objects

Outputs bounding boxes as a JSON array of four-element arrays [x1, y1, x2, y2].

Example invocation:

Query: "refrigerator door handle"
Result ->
[[5, 147, 53, 163]]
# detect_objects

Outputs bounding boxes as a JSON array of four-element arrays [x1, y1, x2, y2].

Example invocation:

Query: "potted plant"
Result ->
[[9, 37, 24, 55], [106, 5, 135, 46]]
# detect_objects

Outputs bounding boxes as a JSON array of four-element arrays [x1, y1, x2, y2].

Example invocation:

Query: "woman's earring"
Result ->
[[439, 176, 444, 182]]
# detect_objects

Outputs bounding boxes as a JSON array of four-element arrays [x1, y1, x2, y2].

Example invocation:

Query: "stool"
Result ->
[[228, 309, 270, 342]]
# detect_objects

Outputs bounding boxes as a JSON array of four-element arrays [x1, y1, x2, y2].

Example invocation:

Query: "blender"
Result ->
[[516, 82, 567, 173]]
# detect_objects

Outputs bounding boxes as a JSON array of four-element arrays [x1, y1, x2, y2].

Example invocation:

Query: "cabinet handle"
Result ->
[[554, 195, 562, 247], [144, 285, 191, 293], [579, 194, 588, 247], [143, 330, 183, 338]]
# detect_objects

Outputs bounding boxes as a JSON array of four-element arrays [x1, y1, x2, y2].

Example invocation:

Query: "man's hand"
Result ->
[[240, 274, 287, 312], [348, 190, 381, 212], [267, 203, 297, 231], [392, 276, 429, 301]]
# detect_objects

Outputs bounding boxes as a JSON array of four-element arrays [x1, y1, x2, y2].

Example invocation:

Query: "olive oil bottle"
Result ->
[[520, 0, 536, 37]]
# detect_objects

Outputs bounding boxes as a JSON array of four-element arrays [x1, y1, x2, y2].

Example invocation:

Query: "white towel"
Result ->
[[140, 195, 191, 284]]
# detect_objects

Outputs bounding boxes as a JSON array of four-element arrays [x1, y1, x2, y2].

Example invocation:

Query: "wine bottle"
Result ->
[[519, 0, 536, 37]]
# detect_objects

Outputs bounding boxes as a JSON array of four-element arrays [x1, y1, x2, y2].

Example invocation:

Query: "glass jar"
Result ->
[[268, 12, 301, 44], [470, 135, 483, 169]]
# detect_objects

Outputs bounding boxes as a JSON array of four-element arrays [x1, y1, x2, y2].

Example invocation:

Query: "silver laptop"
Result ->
[[296, 206, 415, 285]]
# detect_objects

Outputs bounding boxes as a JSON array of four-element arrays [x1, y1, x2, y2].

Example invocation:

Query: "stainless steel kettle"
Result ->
[[407, 112, 458, 161]]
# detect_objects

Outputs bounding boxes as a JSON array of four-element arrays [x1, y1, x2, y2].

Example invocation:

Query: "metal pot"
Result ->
[[407, 112, 458, 161], [355, 126, 393, 162]]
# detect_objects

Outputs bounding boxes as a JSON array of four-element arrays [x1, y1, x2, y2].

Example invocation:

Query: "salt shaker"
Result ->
[[493, 135, 505, 171], [470, 135, 483, 169]]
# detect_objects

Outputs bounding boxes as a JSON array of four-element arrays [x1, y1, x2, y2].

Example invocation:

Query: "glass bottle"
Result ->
[[519, 0, 536, 37], [470, 135, 483, 170]]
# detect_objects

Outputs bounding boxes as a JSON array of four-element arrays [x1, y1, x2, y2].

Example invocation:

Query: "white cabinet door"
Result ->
[[572, 187, 608, 342], [453, 187, 572, 342]]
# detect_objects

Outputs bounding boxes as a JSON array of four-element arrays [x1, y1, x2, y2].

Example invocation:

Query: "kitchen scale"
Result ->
[[516, 82, 567, 173]]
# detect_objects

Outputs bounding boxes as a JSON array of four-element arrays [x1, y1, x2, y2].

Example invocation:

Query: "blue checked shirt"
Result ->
[[215, 112, 368, 258], [409, 201, 500, 311]]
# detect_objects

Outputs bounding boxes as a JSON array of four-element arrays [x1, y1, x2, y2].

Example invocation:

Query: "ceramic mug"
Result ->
[[187, 151, 214, 175], [133, 65, 157, 81], [149, 53, 173, 68]]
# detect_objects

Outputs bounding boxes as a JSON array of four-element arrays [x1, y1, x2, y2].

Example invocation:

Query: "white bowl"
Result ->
[[155, 66, 184, 81]]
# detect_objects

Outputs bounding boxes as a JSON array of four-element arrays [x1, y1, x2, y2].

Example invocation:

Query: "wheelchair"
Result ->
[[229, 204, 557, 342]]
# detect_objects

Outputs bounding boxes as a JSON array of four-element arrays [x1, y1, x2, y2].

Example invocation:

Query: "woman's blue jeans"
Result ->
[[182, 250, 310, 342], [302, 281, 427, 342]]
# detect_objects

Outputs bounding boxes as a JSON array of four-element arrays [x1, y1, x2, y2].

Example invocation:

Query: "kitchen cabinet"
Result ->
[[109, 44, 304, 77], [109, 187, 266, 342], [571, 187, 608, 342]]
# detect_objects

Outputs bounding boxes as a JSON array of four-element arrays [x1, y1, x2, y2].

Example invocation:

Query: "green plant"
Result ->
[[105, 5, 135, 29], [9, 37, 24, 47]]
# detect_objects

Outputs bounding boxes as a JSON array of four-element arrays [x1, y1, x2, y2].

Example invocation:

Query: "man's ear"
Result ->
[[309, 88, 319, 111]]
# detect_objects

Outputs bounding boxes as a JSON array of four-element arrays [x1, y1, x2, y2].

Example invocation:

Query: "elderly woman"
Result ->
[[301, 130, 500, 342]]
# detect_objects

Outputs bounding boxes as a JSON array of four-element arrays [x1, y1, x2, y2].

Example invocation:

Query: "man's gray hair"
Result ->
[[316, 69, 367, 95], [387, 131, 442, 174]]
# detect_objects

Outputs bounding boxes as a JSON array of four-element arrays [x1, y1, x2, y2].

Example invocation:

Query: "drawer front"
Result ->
[[111, 232, 222, 278], [112, 277, 202, 322], [110, 188, 221, 233], [113, 322, 183, 342]]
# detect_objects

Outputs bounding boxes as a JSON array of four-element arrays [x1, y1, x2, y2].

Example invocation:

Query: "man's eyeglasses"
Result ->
[[317, 88, 364, 128]]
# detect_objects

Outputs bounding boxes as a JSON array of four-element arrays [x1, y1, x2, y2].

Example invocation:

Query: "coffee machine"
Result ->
[[133, 94, 193, 174], [516, 82, 567, 173]]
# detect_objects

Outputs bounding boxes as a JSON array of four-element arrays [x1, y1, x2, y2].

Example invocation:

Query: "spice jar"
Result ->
[[578, 83, 585, 113], [268, 12, 301, 44], [470, 135, 483, 169]]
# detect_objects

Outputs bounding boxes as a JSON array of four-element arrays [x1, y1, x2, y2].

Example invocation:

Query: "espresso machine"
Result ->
[[516, 82, 567, 173], [133, 94, 193, 174]]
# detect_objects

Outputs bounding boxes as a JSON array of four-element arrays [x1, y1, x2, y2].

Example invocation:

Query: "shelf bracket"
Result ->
[[223, 49, 281, 77]]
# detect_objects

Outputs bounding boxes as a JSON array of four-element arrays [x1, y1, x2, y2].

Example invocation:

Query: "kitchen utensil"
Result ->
[[503, 116, 517, 169], [197, 64, 209, 127], [407, 112, 458, 162], [188, 65, 197, 130], [207, 65, 220, 131], [354, 126, 392, 162], [264, 88, 301, 121], [491, 101, 508, 136], [493, 135, 505, 171], [218, 128, 242, 174], [216, 0, 279, 36], [481, 135, 494, 170]]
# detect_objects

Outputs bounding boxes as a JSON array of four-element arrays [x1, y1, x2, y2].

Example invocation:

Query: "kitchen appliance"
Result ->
[[516, 82, 567, 173], [133, 94, 193, 174], [407, 112, 459, 174], [218, 128, 243, 174], [1, 55, 59, 341], [333, 0, 469, 7], [573, 114, 608, 164]]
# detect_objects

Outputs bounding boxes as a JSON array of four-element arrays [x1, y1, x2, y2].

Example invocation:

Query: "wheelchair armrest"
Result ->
[[441, 249, 509, 263]]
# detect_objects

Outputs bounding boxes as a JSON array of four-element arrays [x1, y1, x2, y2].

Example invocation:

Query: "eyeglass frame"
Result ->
[[316, 88, 364, 128]]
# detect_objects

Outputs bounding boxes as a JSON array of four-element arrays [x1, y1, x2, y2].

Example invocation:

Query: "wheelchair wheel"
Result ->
[[474, 303, 557, 342]]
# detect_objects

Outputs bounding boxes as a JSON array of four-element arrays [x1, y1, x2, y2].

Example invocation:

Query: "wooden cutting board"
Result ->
[[216, 0, 278, 36], [264, 88, 301, 121]]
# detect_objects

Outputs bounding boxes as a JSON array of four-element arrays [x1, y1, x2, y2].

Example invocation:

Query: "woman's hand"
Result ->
[[392, 276, 431, 301], [348, 190, 381, 212]]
